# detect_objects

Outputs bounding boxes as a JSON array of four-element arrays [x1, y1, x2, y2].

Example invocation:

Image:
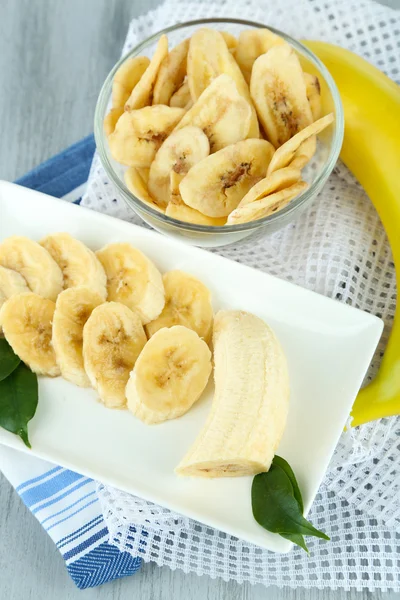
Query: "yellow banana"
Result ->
[[304, 41, 400, 426]]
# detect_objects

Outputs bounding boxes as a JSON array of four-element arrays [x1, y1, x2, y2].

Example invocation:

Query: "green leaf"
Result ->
[[273, 455, 304, 512], [0, 363, 38, 448], [0, 338, 20, 382], [280, 532, 309, 552], [252, 461, 330, 549]]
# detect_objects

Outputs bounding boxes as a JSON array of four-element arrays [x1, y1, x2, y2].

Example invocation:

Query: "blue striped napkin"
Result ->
[[0, 135, 142, 589]]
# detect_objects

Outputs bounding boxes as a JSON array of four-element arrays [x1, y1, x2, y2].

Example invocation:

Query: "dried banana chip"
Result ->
[[267, 113, 334, 175], [108, 105, 184, 168], [250, 44, 313, 148], [103, 107, 124, 136], [180, 139, 275, 218], [153, 39, 189, 105], [227, 181, 308, 225], [125, 167, 165, 213], [235, 28, 287, 84], [112, 56, 150, 108], [220, 31, 238, 52], [237, 166, 301, 207], [125, 35, 168, 110], [289, 136, 317, 170], [304, 72, 322, 121], [166, 172, 226, 226], [148, 126, 210, 207], [187, 28, 259, 137], [169, 80, 191, 108], [174, 74, 252, 152]]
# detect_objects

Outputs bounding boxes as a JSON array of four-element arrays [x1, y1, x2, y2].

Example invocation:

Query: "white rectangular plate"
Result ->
[[0, 181, 383, 553]]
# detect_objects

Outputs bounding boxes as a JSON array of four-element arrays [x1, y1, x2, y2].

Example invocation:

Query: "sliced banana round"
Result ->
[[179, 139, 275, 217], [250, 44, 313, 148], [187, 28, 259, 137], [108, 106, 185, 168], [125, 35, 168, 110], [112, 56, 150, 108], [145, 270, 213, 343], [153, 39, 189, 105], [148, 126, 210, 207], [304, 72, 322, 121], [126, 325, 212, 425], [96, 243, 164, 325], [169, 80, 192, 108], [166, 172, 226, 226], [173, 74, 252, 153], [237, 166, 301, 207], [124, 167, 165, 213], [40, 233, 107, 299], [52, 287, 104, 387], [0, 266, 30, 302], [0, 236, 63, 301], [103, 107, 124, 136], [267, 113, 334, 175], [235, 28, 287, 84], [0, 292, 59, 376], [83, 302, 147, 409], [227, 181, 308, 225]]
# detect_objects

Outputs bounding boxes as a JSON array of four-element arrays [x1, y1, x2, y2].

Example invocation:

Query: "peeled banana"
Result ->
[[112, 56, 150, 108], [126, 325, 212, 424], [0, 236, 63, 301], [145, 270, 213, 343], [0, 292, 60, 376], [52, 287, 104, 387], [96, 243, 165, 325], [40, 233, 107, 299], [125, 35, 168, 110], [83, 301, 147, 408], [176, 310, 289, 477]]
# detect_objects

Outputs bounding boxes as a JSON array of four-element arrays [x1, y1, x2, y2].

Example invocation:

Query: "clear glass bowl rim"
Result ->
[[94, 17, 344, 234]]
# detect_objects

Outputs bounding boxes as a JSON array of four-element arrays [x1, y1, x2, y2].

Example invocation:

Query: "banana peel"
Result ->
[[303, 41, 400, 426]]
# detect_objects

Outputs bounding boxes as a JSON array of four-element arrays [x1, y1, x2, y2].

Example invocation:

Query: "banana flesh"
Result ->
[[0, 236, 63, 301], [96, 243, 165, 325], [145, 270, 213, 343], [126, 325, 212, 424], [169, 80, 191, 108], [236, 166, 301, 207], [103, 107, 124, 136], [166, 172, 227, 226], [124, 167, 165, 213], [83, 301, 147, 408], [153, 39, 189, 105], [112, 56, 150, 108], [125, 35, 168, 110], [52, 287, 104, 387], [235, 28, 287, 84], [40, 233, 107, 299], [0, 292, 60, 376], [0, 266, 30, 311], [176, 310, 289, 477]]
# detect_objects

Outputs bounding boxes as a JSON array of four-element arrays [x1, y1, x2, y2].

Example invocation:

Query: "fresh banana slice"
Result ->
[[148, 126, 210, 207], [83, 302, 146, 408], [153, 39, 189, 105], [125, 167, 165, 213], [187, 28, 259, 137], [166, 172, 227, 226], [0, 292, 60, 376], [145, 270, 213, 343], [267, 113, 334, 175], [250, 44, 313, 148], [227, 181, 308, 225], [169, 80, 192, 108], [125, 35, 168, 110], [179, 139, 275, 217], [52, 287, 104, 387], [173, 74, 252, 153], [96, 243, 164, 325], [236, 166, 301, 207], [108, 105, 185, 168], [0, 236, 63, 301], [220, 31, 238, 51], [103, 107, 124, 136], [0, 266, 30, 303], [126, 325, 212, 424], [176, 310, 289, 477], [304, 72, 322, 121], [112, 56, 150, 108], [235, 28, 287, 84], [40, 233, 107, 299]]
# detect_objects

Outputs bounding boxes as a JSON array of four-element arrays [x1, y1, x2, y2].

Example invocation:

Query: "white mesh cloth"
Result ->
[[82, 0, 400, 591]]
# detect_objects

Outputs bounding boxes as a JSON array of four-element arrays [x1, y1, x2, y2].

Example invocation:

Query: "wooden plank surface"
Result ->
[[0, 0, 399, 598]]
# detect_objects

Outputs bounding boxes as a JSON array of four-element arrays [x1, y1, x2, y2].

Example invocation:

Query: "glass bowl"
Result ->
[[94, 18, 344, 248]]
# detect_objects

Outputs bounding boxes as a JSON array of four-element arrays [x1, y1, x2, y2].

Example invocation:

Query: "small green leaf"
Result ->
[[273, 455, 304, 512], [0, 363, 38, 448], [0, 338, 20, 382], [280, 532, 309, 552]]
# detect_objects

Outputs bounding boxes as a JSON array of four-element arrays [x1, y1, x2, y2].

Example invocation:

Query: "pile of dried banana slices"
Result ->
[[104, 28, 334, 226]]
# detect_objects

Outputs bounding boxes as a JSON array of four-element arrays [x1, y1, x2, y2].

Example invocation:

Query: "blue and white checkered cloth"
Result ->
[[0, 135, 142, 589]]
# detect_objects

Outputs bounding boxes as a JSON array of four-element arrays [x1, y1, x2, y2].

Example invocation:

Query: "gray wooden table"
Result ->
[[1, 0, 400, 598]]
